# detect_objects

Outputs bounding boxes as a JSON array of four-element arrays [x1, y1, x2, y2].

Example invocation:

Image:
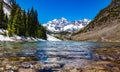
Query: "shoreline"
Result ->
[[0, 35, 46, 42], [0, 47, 120, 72], [0, 34, 62, 42]]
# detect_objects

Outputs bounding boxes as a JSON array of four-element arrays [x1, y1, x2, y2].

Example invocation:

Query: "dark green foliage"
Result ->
[[21, 10, 27, 36], [3, 14, 8, 29], [0, 2, 5, 29], [12, 8, 22, 35], [9, 1, 19, 20], [0, 1, 47, 40], [24, 7, 47, 39]]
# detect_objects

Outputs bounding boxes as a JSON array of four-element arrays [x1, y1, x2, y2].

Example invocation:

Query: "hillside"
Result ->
[[71, 0, 120, 42]]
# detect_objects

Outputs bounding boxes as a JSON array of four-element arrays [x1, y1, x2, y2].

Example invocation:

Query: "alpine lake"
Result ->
[[0, 41, 120, 72]]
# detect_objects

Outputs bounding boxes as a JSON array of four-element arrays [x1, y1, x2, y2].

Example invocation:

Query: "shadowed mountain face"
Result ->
[[71, 0, 120, 42]]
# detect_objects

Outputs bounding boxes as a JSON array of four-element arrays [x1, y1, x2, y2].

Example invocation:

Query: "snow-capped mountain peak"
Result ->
[[83, 19, 89, 22], [61, 17, 67, 21], [43, 18, 91, 33]]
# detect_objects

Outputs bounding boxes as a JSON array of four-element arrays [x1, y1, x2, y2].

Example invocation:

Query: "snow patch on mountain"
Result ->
[[47, 34, 61, 41], [43, 17, 91, 33]]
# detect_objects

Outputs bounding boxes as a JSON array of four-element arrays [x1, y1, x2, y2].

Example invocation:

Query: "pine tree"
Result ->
[[3, 14, 8, 29], [28, 7, 47, 39], [32, 10, 39, 37], [6, 2, 47, 39], [29, 7, 34, 37], [0, 2, 5, 29], [10, 1, 19, 19], [27, 9, 32, 37], [12, 8, 22, 35], [8, 0, 19, 28], [7, 19, 15, 36], [25, 10, 30, 36], [21, 10, 26, 36], [7, 24, 12, 36]]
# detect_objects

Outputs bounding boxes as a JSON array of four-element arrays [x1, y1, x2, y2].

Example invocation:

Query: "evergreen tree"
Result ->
[[7, 24, 11, 36], [31, 9, 39, 37], [8, 0, 19, 28], [27, 9, 32, 37], [0, 2, 5, 29], [28, 7, 47, 39], [3, 14, 8, 29], [12, 8, 22, 35], [25, 9, 30, 36], [29, 7, 34, 37], [4, 2, 47, 39], [10, 1, 19, 19], [21, 10, 26, 36]]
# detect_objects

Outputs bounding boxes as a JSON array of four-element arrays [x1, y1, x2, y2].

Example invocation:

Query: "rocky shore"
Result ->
[[59, 47, 120, 72], [0, 47, 120, 72]]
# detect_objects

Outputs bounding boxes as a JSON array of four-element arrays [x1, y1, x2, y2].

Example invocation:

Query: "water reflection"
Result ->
[[36, 41, 120, 69]]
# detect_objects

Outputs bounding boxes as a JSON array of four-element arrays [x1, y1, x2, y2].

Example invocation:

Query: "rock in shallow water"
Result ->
[[0, 47, 120, 72], [18, 68, 36, 72]]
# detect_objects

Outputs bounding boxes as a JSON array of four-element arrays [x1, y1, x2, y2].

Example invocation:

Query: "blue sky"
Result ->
[[16, 0, 111, 24]]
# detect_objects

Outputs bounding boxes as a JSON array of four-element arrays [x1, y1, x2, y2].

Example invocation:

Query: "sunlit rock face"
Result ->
[[4, 0, 13, 6], [3, 0, 13, 16]]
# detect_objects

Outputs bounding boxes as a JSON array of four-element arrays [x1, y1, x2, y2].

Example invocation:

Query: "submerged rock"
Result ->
[[18, 68, 36, 72], [0, 46, 120, 72]]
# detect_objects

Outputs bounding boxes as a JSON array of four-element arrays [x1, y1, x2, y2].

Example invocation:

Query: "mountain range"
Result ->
[[43, 17, 91, 33], [3, 0, 120, 42], [3, 0, 91, 34]]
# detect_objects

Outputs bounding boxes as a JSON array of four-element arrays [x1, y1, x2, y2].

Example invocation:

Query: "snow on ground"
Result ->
[[0, 35, 46, 42], [0, 29, 61, 42], [0, 35, 14, 41], [0, 29, 46, 42], [47, 34, 61, 41]]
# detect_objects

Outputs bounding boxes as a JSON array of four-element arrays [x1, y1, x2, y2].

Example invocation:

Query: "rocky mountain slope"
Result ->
[[71, 0, 120, 42], [43, 17, 91, 33], [2, 0, 12, 16]]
